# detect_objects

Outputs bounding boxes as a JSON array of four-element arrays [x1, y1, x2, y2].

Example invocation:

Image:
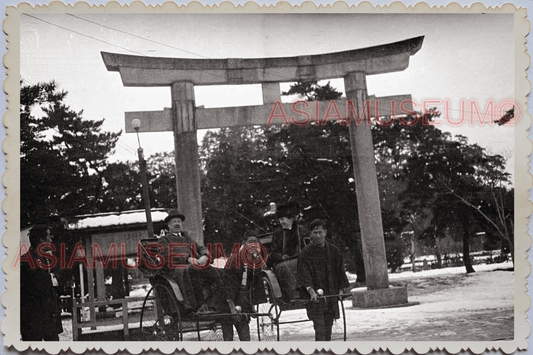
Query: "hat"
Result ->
[[164, 209, 185, 223], [243, 230, 258, 239], [276, 201, 300, 219]]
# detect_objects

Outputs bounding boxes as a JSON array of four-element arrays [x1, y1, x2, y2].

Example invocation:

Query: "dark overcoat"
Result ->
[[158, 231, 209, 310], [20, 249, 63, 340], [268, 225, 309, 266], [297, 242, 350, 320]]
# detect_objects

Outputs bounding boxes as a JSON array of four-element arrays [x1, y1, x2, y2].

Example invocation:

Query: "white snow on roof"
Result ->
[[66, 209, 168, 230]]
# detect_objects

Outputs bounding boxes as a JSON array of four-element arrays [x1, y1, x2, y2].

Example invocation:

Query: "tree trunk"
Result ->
[[507, 234, 515, 267], [435, 250, 442, 268], [435, 235, 442, 268], [411, 234, 416, 272], [461, 216, 476, 273]]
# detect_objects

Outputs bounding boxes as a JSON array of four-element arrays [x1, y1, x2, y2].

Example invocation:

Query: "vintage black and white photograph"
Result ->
[[3, 3, 530, 354]]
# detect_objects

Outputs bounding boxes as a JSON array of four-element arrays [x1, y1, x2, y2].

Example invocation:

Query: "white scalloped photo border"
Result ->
[[2, 2, 530, 354]]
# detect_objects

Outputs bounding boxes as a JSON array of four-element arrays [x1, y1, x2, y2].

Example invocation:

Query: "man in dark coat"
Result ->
[[20, 225, 63, 341], [219, 230, 263, 341], [268, 202, 309, 302], [157, 209, 221, 312], [297, 219, 350, 341]]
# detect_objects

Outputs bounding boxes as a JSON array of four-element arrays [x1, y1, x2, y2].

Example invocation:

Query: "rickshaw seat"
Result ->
[[150, 274, 185, 302]]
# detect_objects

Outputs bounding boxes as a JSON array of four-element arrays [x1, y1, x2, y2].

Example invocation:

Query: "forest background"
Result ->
[[20, 79, 514, 281]]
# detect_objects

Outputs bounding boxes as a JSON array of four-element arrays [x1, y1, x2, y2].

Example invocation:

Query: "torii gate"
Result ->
[[102, 36, 424, 306]]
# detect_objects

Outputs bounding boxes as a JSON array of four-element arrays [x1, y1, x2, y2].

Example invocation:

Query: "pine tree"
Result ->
[[20, 80, 121, 227]]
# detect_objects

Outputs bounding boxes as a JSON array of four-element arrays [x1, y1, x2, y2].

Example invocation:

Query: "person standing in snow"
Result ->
[[297, 219, 349, 341]]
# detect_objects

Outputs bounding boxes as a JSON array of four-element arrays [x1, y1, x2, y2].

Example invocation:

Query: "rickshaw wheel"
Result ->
[[255, 277, 280, 341], [140, 283, 183, 341], [330, 295, 347, 341]]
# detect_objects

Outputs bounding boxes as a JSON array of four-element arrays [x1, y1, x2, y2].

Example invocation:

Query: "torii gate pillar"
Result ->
[[345, 71, 410, 306], [170, 81, 203, 244], [102, 35, 424, 308], [345, 72, 389, 290]]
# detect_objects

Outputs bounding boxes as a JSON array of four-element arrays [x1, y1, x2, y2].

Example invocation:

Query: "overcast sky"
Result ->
[[20, 13, 516, 176]]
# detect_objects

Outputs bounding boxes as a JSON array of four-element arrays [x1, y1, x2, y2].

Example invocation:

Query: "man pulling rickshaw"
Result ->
[[140, 207, 350, 341]]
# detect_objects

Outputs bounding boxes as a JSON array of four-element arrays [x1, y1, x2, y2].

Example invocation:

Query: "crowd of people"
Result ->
[[20, 201, 350, 342]]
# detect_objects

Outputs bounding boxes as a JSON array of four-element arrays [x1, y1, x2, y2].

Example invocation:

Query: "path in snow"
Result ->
[[268, 262, 514, 342], [61, 262, 514, 342]]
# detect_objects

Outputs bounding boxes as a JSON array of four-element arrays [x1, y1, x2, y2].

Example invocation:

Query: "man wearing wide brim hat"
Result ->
[[163, 209, 185, 224], [160, 209, 207, 266], [270, 202, 308, 264], [268, 201, 309, 302], [158, 209, 218, 312]]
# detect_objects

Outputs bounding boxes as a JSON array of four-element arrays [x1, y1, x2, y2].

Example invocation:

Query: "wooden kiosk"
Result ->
[[65, 209, 168, 340]]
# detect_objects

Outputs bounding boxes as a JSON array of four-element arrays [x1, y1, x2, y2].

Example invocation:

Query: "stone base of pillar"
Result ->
[[351, 286, 415, 309]]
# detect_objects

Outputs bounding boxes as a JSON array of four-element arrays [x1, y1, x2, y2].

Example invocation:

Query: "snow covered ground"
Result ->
[[61, 261, 514, 342], [387, 261, 513, 281], [262, 261, 514, 342]]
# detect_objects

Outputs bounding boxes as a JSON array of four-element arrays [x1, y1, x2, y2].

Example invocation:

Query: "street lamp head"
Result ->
[[131, 119, 142, 148], [131, 118, 141, 132]]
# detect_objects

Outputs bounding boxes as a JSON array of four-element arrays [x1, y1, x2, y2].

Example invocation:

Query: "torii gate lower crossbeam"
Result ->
[[103, 36, 424, 306]]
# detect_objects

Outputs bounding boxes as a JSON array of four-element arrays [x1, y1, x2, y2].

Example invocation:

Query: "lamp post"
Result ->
[[131, 119, 154, 238]]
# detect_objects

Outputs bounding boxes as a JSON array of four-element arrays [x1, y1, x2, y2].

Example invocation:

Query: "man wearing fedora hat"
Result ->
[[268, 201, 309, 302], [158, 209, 220, 312], [160, 209, 209, 266]]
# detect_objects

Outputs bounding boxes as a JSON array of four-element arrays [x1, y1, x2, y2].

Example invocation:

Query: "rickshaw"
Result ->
[[136, 238, 349, 341], [138, 273, 239, 341], [251, 268, 349, 341], [137, 239, 265, 341]]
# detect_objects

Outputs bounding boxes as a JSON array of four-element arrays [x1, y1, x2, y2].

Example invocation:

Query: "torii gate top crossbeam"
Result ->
[[101, 36, 424, 87]]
